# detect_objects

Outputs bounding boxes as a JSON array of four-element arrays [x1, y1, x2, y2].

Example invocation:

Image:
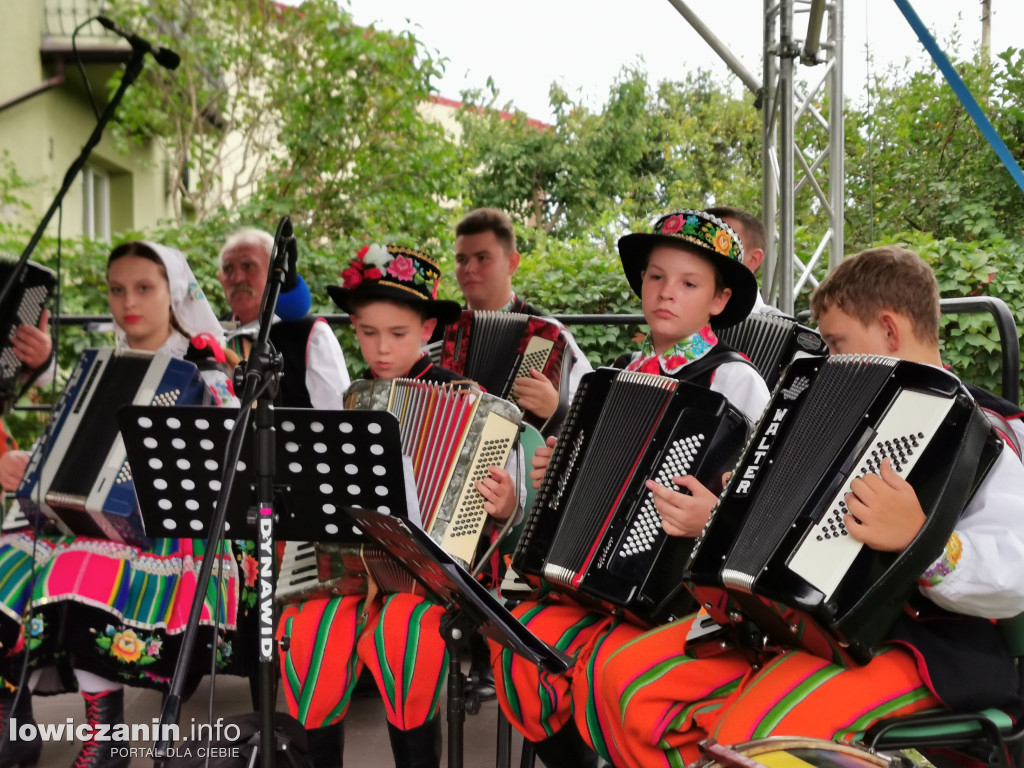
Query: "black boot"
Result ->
[[306, 721, 344, 768], [386, 718, 441, 768], [71, 689, 129, 768], [465, 633, 496, 702], [531, 721, 599, 768], [0, 691, 41, 768]]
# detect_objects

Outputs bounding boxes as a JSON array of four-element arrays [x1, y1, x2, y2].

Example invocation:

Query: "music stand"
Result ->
[[344, 507, 571, 768], [119, 404, 410, 767], [119, 406, 407, 543]]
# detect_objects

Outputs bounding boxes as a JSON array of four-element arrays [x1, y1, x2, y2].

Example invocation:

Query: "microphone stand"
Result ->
[[154, 218, 293, 768], [0, 46, 148, 311]]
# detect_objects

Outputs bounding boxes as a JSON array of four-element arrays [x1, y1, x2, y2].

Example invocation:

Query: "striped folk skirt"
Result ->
[[0, 532, 246, 691]]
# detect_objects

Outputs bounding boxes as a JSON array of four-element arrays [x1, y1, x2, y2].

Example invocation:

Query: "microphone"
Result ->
[[283, 234, 299, 292], [270, 216, 307, 320], [275, 275, 312, 321], [271, 217, 299, 292], [96, 16, 181, 70]]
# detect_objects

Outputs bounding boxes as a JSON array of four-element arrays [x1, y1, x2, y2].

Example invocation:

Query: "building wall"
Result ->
[[0, 0, 175, 241]]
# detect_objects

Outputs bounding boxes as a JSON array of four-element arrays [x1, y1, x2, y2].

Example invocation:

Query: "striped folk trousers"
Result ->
[[597, 614, 940, 768]]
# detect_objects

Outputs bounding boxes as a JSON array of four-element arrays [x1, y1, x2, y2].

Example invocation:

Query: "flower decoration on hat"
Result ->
[[328, 242, 461, 324], [387, 254, 417, 282], [661, 214, 684, 234], [339, 244, 445, 299], [363, 243, 390, 268], [649, 210, 744, 264]]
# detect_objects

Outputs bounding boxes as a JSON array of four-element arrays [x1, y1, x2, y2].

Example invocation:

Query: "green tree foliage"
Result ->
[[3, 16, 1024, 454], [109, 0, 460, 248], [844, 47, 1024, 248], [457, 69, 762, 245]]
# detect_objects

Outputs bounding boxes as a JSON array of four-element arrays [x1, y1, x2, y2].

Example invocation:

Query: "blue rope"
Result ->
[[893, 0, 1024, 196]]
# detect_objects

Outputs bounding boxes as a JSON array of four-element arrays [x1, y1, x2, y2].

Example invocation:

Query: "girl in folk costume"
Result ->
[[595, 247, 1024, 768], [0, 242, 244, 768], [492, 210, 771, 768], [277, 244, 520, 768]]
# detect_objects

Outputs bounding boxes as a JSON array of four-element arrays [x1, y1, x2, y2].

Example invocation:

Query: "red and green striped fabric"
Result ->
[[356, 593, 448, 730], [278, 594, 373, 728]]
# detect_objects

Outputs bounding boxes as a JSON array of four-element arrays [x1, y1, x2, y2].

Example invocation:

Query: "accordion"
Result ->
[[441, 310, 572, 431], [17, 348, 209, 546], [716, 313, 828, 390], [0, 260, 56, 400], [513, 367, 750, 626], [277, 541, 416, 603], [686, 355, 1000, 664], [276, 379, 523, 604]]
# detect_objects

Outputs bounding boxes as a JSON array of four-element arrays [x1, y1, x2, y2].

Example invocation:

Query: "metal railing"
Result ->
[[14, 296, 1022, 410], [42, 0, 116, 40]]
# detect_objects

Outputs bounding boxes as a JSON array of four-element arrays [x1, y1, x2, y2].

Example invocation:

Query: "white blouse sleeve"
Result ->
[[305, 319, 351, 410], [709, 361, 771, 425], [919, 445, 1024, 618]]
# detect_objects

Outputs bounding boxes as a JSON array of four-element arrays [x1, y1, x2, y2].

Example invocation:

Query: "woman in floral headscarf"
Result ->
[[0, 242, 245, 768]]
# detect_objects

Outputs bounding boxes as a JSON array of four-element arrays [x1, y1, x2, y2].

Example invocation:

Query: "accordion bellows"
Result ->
[[441, 310, 571, 429], [278, 379, 522, 603], [715, 312, 827, 389]]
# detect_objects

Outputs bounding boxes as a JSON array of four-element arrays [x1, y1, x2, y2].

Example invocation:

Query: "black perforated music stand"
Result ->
[[345, 507, 570, 768], [118, 406, 408, 543]]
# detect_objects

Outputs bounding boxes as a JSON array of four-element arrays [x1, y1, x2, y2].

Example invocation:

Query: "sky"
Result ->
[[334, 0, 1024, 121]]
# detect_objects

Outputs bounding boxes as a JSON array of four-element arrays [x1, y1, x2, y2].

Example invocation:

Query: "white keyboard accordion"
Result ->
[[276, 378, 522, 603], [686, 354, 1001, 664]]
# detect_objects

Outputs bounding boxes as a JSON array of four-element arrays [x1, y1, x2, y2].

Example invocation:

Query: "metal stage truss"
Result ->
[[667, 0, 844, 315]]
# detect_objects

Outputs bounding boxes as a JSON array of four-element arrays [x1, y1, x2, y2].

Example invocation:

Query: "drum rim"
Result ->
[[698, 736, 892, 768]]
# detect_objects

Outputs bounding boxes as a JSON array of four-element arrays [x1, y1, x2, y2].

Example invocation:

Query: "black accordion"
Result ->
[[513, 367, 750, 626], [0, 260, 56, 400], [686, 354, 1000, 663], [17, 348, 209, 545], [716, 312, 827, 390], [441, 310, 572, 431]]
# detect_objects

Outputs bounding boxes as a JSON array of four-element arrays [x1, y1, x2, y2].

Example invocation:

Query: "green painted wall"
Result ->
[[1, 1, 175, 241]]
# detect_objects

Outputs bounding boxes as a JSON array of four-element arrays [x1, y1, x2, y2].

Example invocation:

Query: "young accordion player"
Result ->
[[490, 210, 771, 768], [594, 246, 1024, 768], [277, 243, 525, 768]]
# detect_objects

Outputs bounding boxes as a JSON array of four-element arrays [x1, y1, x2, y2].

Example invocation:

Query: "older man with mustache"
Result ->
[[217, 227, 352, 768], [218, 228, 350, 409]]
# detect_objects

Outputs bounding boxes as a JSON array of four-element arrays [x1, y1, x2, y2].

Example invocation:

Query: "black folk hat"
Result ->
[[617, 209, 759, 329], [328, 244, 462, 325]]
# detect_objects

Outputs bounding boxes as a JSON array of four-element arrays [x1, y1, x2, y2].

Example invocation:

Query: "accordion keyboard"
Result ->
[[1, 283, 49, 381], [278, 541, 320, 602], [785, 389, 954, 599], [438, 410, 518, 564], [1, 500, 28, 532], [618, 433, 706, 562]]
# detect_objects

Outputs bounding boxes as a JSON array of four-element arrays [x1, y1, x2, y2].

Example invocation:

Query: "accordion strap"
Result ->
[[360, 544, 380, 619], [673, 348, 753, 385]]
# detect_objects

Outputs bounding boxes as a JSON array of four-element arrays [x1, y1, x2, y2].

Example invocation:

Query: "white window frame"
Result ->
[[82, 165, 111, 242]]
